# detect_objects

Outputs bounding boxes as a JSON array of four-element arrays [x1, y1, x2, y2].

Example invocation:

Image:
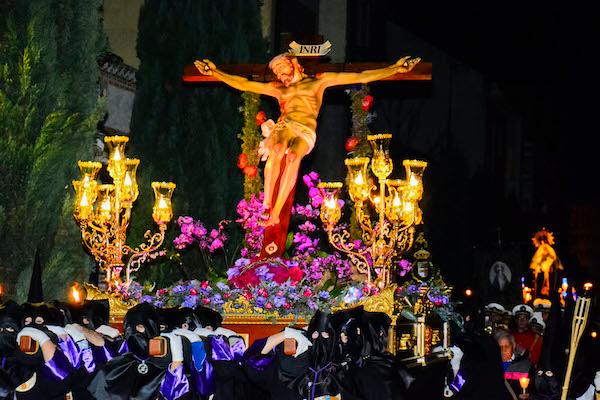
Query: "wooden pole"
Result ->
[[561, 294, 591, 400]]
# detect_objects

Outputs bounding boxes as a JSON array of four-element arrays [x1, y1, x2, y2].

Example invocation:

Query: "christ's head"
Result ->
[[269, 53, 304, 87]]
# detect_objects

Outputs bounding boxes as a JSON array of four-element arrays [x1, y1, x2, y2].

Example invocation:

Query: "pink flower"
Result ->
[[243, 290, 254, 300], [264, 302, 273, 310], [190, 288, 198, 296], [302, 174, 314, 188], [201, 281, 209, 289], [302, 288, 313, 297], [223, 292, 231, 299], [309, 171, 319, 180], [181, 223, 194, 235], [210, 229, 219, 239], [283, 302, 291, 310], [192, 224, 207, 238], [201, 298, 211, 304], [276, 290, 284, 297], [178, 216, 194, 225], [209, 238, 223, 252]]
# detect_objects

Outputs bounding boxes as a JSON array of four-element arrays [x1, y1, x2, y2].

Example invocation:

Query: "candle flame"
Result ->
[[80, 191, 89, 207], [124, 172, 132, 187], [354, 172, 364, 186], [409, 174, 419, 187], [158, 197, 168, 209], [71, 284, 81, 303]]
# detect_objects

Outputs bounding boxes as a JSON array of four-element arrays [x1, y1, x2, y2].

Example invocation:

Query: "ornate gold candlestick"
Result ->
[[72, 135, 175, 291], [319, 133, 427, 288]]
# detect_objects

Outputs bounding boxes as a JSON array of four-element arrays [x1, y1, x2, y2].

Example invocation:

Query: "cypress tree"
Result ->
[[129, 0, 265, 283], [0, 0, 106, 300]]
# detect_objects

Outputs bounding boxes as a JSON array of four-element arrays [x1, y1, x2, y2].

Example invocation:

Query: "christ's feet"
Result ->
[[264, 215, 280, 227]]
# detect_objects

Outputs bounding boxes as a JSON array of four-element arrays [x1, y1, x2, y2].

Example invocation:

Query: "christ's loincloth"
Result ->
[[259, 118, 316, 161]]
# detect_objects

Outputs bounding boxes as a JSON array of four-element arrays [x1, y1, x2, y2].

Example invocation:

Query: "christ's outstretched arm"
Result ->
[[194, 59, 280, 98], [318, 56, 421, 88]]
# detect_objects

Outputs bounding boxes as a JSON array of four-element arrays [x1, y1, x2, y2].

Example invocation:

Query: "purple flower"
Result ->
[[406, 285, 418, 294], [309, 171, 319, 181], [318, 291, 330, 300], [307, 300, 318, 310], [182, 295, 198, 308], [298, 221, 316, 232], [210, 229, 219, 239], [255, 296, 266, 308], [273, 296, 287, 307], [216, 282, 229, 291], [153, 300, 165, 308], [227, 266, 241, 280], [141, 295, 153, 303], [398, 259, 413, 277], [211, 294, 224, 305], [172, 285, 186, 294]]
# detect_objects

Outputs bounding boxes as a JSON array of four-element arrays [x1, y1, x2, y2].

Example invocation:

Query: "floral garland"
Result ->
[[345, 84, 374, 156], [237, 92, 263, 198]]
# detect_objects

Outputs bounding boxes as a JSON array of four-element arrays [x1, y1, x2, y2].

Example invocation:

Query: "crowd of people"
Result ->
[[1, 296, 598, 399]]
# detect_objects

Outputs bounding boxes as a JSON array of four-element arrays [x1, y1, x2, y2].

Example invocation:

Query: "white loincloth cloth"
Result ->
[[258, 118, 317, 161]]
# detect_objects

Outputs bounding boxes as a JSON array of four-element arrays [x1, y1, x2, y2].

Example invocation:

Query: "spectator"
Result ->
[[495, 330, 533, 399]]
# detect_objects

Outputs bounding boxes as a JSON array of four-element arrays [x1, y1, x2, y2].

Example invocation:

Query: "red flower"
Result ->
[[201, 298, 211, 304], [201, 281, 209, 289], [158, 289, 167, 295], [345, 136, 360, 152], [283, 302, 291, 310], [258, 288, 268, 298], [222, 292, 231, 299], [243, 290, 254, 300], [361, 95, 374, 111], [237, 153, 248, 169], [255, 110, 267, 126], [265, 302, 273, 310], [288, 266, 304, 283], [189, 288, 198, 296], [243, 165, 258, 178], [302, 288, 313, 297]]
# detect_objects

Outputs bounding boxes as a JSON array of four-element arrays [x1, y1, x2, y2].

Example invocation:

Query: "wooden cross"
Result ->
[[181, 59, 432, 260]]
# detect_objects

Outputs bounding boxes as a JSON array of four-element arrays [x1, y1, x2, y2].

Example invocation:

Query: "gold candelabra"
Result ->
[[318, 133, 427, 288], [72, 135, 175, 291]]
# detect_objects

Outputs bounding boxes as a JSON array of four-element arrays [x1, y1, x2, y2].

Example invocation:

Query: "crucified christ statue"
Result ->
[[194, 54, 420, 227]]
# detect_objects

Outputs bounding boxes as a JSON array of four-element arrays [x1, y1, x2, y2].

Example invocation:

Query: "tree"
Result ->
[[129, 0, 265, 284], [0, 0, 106, 301]]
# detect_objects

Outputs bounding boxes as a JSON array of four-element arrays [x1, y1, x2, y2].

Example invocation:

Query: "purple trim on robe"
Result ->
[[1, 356, 5, 369], [192, 357, 213, 396], [243, 337, 276, 371], [58, 336, 81, 369], [43, 349, 72, 380], [117, 340, 129, 354], [160, 364, 190, 400], [80, 347, 96, 373], [230, 337, 247, 359], [211, 335, 246, 361]]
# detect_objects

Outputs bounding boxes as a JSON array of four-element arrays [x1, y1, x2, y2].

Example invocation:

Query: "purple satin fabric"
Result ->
[[159, 364, 190, 400], [43, 349, 72, 380], [191, 358, 214, 396], [58, 336, 81, 369], [80, 347, 96, 373], [450, 371, 466, 393], [211, 335, 246, 361], [243, 337, 275, 371]]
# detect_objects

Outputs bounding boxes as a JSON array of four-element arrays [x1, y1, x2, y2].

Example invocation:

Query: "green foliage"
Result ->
[[240, 92, 263, 197], [0, 0, 106, 301], [130, 0, 266, 284]]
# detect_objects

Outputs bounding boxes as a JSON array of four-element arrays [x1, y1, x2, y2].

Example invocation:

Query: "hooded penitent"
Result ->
[[287, 310, 342, 400], [194, 305, 223, 330], [0, 301, 21, 356], [77, 300, 109, 331], [123, 303, 160, 359], [330, 307, 363, 365]]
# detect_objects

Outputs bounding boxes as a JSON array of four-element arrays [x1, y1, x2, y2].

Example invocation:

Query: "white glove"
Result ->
[[284, 327, 312, 357], [449, 345, 464, 377], [193, 327, 214, 337], [172, 328, 201, 343], [161, 333, 184, 362], [213, 327, 237, 337], [96, 325, 120, 339], [46, 325, 69, 340], [17, 327, 51, 345], [64, 324, 87, 343], [594, 371, 600, 391]]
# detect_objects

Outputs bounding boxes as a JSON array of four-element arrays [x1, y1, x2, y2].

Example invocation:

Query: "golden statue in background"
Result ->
[[530, 229, 563, 297]]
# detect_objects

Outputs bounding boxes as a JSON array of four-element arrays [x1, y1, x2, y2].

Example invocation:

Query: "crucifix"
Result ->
[[182, 48, 432, 260]]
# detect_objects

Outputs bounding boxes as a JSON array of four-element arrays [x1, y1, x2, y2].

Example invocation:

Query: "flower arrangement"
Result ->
[[238, 92, 263, 197], [346, 85, 375, 157], [142, 171, 368, 317]]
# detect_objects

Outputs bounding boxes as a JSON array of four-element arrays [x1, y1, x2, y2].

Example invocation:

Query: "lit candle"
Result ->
[[519, 377, 530, 394]]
